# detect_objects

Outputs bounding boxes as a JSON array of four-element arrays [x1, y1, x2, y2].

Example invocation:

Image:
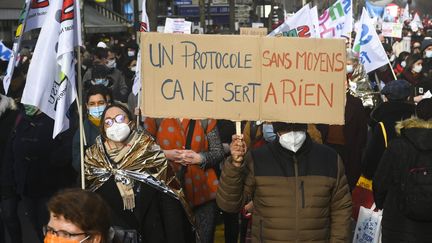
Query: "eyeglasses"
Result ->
[[43, 225, 88, 239], [104, 114, 126, 127]]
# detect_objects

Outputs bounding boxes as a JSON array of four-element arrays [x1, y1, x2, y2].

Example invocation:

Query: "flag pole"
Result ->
[[77, 46, 86, 190], [388, 62, 397, 80], [136, 89, 141, 128], [136, 30, 141, 129], [3, 0, 31, 94]]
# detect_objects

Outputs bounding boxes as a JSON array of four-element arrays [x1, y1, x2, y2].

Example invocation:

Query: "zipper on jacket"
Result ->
[[294, 156, 299, 241], [300, 180, 305, 208], [259, 218, 264, 243]]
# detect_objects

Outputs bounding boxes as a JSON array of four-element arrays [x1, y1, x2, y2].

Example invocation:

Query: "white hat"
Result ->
[[97, 41, 107, 48]]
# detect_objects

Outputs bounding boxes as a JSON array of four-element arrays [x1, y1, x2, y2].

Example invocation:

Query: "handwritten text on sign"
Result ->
[[141, 33, 346, 124]]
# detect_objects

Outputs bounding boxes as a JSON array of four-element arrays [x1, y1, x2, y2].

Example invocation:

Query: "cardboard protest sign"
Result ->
[[240, 27, 268, 36], [141, 33, 346, 124], [260, 37, 346, 124], [381, 22, 402, 38], [141, 33, 261, 121]]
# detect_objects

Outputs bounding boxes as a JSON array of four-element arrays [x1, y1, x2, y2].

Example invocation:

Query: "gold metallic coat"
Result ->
[[84, 131, 195, 226]]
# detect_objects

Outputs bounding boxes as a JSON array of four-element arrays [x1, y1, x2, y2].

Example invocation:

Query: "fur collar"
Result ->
[[0, 94, 17, 117], [396, 117, 432, 135]]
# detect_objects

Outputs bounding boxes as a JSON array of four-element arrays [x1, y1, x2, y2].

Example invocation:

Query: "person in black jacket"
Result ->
[[1, 106, 77, 241], [362, 80, 416, 179], [373, 98, 432, 242], [0, 94, 22, 243], [319, 91, 368, 189]]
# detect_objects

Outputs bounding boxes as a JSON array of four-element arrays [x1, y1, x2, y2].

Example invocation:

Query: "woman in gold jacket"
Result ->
[[84, 103, 195, 243]]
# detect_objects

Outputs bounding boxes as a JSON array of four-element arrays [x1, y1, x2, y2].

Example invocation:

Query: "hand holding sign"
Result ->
[[230, 134, 246, 166]]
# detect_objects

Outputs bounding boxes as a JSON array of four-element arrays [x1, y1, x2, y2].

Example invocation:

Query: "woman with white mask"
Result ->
[[84, 103, 196, 243], [400, 54, 424, 86]]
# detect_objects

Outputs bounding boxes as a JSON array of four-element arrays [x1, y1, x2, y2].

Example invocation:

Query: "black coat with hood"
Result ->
[[373, 118, 432, 242], [1, 111, 76, 198], [362, 101, 415, 179]]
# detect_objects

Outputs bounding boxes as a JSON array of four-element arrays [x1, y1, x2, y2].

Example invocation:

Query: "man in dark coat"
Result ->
[[373, 98, 432, 242], [319, 91, 368, 189], [362, 80, 416, 179], [1, 106, 76, 241], [0, 94, 22, 243]]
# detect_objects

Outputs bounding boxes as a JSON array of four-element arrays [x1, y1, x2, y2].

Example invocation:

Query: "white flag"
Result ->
[[3, 0, 31, 94], [132, 0, 150, 95], [401, 4, 410, 22], [268, 4, 315, 38], [21, 0, 81, 138], [24, 0, 51, 32], [410, 13, 423, 32], [318, 0, 353, 38], [310, 6, 320, 38], [353, 8, 389, 73]]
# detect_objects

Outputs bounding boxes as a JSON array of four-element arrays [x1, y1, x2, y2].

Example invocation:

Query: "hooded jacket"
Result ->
[[216, 135, 352, 243], [373, 118, 432, 243], [2, 112, 76, 197], [362, 101, 415, 179]]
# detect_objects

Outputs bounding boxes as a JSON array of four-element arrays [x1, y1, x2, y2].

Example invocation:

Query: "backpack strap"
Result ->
[[200, 119, 208, 134], [177, 120, 196, 186], [185, 120, 196, 149], [379, 122, 388, 148]]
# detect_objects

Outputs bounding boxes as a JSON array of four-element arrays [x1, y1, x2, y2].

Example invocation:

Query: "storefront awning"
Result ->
[[84, 4, 129, 34]]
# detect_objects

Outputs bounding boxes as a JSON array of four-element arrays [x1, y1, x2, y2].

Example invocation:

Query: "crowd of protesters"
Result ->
[[0, 10, 432, 243]]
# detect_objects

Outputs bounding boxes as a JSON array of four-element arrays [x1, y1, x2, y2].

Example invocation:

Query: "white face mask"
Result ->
[[413, 64, 422, 73], [106, 59, 116, 69], [130, 66, 137, 72], [426, 50, 432, 58], [346, 65, 354, 74], [127, 50, 136, 57], [106, 122, 131, 142], [389, 54, 396, 62], [401, 61, 407, 68], [262, 124, 276, 142], [279, 131, 307, 152]]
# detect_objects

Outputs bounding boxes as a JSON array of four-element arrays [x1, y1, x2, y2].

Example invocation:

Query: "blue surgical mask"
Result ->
[[88, 105, 106, 119], [426, 50, 432, 58], [262, 124, 277, 142], [92, 78, 109, 86]]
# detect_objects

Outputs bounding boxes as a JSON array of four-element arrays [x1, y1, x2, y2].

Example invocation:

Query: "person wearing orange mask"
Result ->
[[43, 189, 111, 243]]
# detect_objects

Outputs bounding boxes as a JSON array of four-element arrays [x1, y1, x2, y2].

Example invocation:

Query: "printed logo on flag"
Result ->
[[319, 0, 352, 38], [31, 0, 49, 9], [0, 42, 12, 61], [61, 0, 74, 22], [140, 22, 148, 32], [354, 24, 373, 65]]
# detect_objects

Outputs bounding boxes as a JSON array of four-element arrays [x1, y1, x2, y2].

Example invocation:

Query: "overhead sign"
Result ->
[[240, 27, 268, 36], [140, 33, 346, 124], [164, 18, 192, 34], [381, 22, 403, 38]]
